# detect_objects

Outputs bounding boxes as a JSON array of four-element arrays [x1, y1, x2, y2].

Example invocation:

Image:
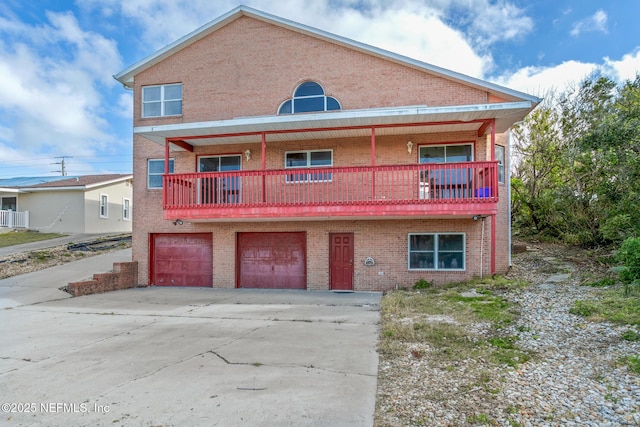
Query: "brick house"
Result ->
[[114, 6, 539, 291]]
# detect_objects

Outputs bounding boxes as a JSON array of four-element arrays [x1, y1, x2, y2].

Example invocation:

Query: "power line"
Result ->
[[51, 156, 73, 176]]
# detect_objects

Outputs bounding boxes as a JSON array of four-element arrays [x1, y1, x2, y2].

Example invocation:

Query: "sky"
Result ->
[[1, 0, 639, 178]]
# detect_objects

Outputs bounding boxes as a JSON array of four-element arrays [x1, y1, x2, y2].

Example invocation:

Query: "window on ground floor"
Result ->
[[122, 198, 131, 220], [1, 197, 17, 211], [99, 194, 108, 218], [408, 233, 465, 270]]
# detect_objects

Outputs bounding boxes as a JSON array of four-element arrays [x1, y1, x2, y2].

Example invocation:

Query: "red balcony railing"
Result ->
[[163, 161, 498, 218]]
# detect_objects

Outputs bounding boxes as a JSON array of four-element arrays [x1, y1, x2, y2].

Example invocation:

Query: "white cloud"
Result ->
[[494, 46, 640, 99], [604, 48, 640, 82], [84, 0, 498, 78], [570, 9, 607, 37], [116, 93, 133, 119], [457, 0, 534, 46], [0, 11, 123, 173], [493, 60, 598, 98]]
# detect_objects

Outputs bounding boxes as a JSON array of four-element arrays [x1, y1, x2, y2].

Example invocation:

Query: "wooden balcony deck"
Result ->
[[163, 161, 499, 221]]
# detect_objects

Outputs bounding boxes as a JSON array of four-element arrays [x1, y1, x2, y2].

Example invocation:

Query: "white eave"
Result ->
[[134, 102, 534, 148], [113, 6, 541, 105], [12, 175, 133, 192]]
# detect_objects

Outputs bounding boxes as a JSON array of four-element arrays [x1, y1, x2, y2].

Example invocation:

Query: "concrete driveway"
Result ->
[[0, 249, 381, 427]]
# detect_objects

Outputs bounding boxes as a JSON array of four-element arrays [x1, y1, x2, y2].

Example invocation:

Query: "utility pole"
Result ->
[[52, 156, 73, 176]]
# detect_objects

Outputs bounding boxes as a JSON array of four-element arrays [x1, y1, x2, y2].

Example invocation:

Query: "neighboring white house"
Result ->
[[0, 174, 133, 234]]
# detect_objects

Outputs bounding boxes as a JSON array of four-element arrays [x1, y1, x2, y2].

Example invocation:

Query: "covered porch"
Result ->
[[134, 102, 531, 221]]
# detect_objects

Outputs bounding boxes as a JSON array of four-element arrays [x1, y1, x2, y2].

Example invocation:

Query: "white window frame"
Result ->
[[99, 194, 109, 218], [197, 155, 242, 204], [408, 233, 465, 271], [122, 198, 131, 221], [418, 143, 474, 163], [277, 81, 341, 115], [142, 84, 182, 118], [284, 149, 333, 183], [147, 158, 174, 189], [495, 145, 505, 184]]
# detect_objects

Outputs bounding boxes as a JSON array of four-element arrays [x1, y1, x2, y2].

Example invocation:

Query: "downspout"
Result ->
[[507, 127, 514, 268], [490, 119, 496, 275], [507, 122, 523, 268]]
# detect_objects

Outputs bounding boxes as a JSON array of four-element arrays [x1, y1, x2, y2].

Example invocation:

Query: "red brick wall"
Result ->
[[129, 14, 515, 287], [137, 218, 488, 291], [66, 262, 138, 297], [132, 16, 489, 126]]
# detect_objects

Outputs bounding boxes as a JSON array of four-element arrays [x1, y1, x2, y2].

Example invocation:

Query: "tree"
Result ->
[[511, 74, 640, 246], [511, 97, 568, 236]]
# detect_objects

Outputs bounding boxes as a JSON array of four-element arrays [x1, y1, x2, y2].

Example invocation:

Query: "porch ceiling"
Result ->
[[135, 101, 534, 149]]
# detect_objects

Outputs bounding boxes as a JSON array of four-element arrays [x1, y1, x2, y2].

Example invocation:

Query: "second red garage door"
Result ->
[[237, 232, 306, 289]]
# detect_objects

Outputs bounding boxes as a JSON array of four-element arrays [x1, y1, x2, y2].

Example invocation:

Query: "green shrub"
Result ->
[[617, 237, 640, 284], [413, 278, 433, 290], [570, 301, 597, 317]]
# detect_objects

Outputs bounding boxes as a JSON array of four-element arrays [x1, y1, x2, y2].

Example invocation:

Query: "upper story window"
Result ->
[[278, 81, 341, 114], [142, 84, 182, 117], [495, 145, 505, 184], [148, 158, 174, 189], [419, 144, 474, 164], [285, 150, 333, 182]]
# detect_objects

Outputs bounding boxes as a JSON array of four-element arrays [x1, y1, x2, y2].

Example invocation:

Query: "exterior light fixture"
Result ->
[[173, 219, 183, 225], [245, 149, 251, 161], [406, 141, 413, 154]]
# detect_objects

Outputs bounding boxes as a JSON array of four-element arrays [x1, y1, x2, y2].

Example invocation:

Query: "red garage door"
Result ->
[[152, 233, 212, 287], [237, 232, 306, 289]]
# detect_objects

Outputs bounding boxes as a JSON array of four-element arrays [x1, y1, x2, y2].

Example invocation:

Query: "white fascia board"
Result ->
[[84, 176, 133, 190], [22, 187, 85, 192]]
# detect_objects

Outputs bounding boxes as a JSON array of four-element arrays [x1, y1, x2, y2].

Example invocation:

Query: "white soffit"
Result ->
[[134, 102, 534, 148]]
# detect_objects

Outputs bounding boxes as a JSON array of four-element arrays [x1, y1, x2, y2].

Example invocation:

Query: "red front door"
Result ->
[[151, 233, 212, 287], [330, 233, 354, 290]]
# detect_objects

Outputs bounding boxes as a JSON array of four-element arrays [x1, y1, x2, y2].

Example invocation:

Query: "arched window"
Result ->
[[278, 81, 341, 114]]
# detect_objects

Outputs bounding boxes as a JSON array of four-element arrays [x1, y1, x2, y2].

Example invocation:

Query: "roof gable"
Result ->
[[114, 6, 540, 104]]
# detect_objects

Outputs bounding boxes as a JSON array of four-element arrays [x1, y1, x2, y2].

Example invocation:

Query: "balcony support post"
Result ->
[[261, 132, 266, 202], [370, 127, 376, 166], [371, 127, 376, 200], [163, 138, 169, 208]]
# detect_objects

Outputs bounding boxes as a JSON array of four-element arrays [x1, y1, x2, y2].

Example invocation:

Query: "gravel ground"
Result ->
[[0, 240, 131, 280], [2, 238, 639, 426], [375, 242, 640, 426]]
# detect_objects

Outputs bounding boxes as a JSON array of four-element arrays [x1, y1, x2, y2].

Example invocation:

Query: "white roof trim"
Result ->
[[114, 6, 541, 104], [85, 175, 133, 190], [10, 175, 133, 192]]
